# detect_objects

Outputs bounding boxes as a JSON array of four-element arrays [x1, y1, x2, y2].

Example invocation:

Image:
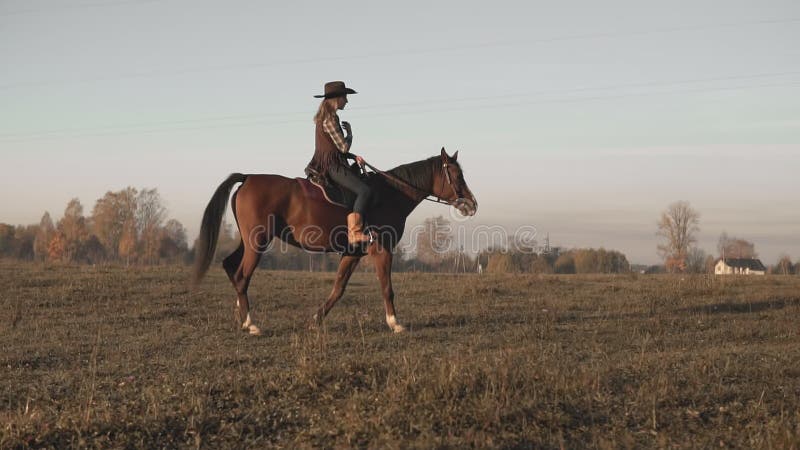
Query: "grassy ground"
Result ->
[[1, 261, 799, 449]]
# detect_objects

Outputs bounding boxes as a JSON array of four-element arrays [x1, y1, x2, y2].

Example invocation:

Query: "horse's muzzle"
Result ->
[[454, 197, 477, 216]]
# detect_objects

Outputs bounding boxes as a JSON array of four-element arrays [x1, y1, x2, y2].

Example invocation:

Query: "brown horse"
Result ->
[[193, 148, 477, 334]]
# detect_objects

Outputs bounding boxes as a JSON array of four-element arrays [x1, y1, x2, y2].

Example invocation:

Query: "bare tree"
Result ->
[[136, 188, 166, 236], [685, 247, 707, 274], [717, 232, 757, 259], [136, 189, 167, 264], [415, 215, 453, 267], [657, 201, 700, 273], [774, 255, 794, 275]]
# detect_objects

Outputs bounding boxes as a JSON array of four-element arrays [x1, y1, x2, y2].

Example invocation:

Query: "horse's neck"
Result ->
[[387, 157, 435, 195], [384, 183, 423, 218], [384, 158, 436, 216]]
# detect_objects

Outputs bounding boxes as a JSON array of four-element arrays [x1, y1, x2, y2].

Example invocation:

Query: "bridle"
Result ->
[[362, 159, 460, 206]]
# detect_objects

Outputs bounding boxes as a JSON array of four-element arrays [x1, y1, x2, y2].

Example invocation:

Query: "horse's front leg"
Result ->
[[313, 254, 361, 325], [370, 245, 405, 333]]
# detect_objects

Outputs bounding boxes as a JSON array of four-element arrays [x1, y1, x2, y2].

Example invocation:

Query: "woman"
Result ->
[[308, 81, 373, 244]]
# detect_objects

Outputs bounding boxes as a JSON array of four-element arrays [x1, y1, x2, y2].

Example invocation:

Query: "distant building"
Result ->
[[714, 258, 766, 275]]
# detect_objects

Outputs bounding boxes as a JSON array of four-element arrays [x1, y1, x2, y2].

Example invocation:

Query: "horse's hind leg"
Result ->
[[222, 242, 244, 322], [226, 216, 272, 335], [231, 244, 265, 335]]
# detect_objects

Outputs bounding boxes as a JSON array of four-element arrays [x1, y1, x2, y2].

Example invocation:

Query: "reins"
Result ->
[[361, 160, 454, 206]]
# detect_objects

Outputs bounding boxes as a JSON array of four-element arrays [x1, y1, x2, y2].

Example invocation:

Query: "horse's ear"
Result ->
[[452, 150, 459, 161], [440, 147, 448, 160]]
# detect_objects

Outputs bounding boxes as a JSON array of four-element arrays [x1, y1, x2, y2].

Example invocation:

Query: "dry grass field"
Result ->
[[1, 261, 799, 449]]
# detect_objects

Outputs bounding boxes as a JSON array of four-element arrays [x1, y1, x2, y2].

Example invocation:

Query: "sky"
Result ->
[[1, 0, 798, 265]]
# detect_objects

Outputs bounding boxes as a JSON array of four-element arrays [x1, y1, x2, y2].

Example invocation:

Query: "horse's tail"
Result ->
[[193, 173, 248, 286]]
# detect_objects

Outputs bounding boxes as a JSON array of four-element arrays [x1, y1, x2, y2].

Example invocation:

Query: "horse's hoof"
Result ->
[[386, 315, 405, 333], [310, 311, 325, 328], [248, 324, 262, 336]]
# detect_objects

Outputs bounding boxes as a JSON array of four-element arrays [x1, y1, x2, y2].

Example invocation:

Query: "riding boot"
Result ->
[[347, 212, 372, 244]]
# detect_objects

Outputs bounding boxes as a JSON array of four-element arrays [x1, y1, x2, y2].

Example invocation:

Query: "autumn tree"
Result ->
[[486, 253, 513, 273], [118, 219, 137, 265], [1, 189, 189, 265], [91, 188, 137, 260], [657, 201, 700, 273], [48, 233, 66, 261], [33, 212, 55, 261], [159, 219, 189, 263], [574, 249, 599, 274], [58, 198, 90, 262]]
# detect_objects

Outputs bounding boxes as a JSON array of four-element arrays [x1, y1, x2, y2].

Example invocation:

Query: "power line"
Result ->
[[0, 110, 311, 138], [1, 70, 797, 140], [1, 17, 797, 90], [0, 0, 160, 17], [353, 80, 800, 119], [1, 79, 797, 143], [349, 70, 800, 112]]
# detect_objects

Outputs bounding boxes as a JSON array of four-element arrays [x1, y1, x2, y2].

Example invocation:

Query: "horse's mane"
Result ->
[[387, 156, 438, 192]]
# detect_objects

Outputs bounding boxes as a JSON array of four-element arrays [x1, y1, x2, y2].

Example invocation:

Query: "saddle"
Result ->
[[302, 162, 364, 209]]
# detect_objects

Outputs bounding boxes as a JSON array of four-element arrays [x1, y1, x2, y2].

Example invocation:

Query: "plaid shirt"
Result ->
[[322, 117, 352, 153]]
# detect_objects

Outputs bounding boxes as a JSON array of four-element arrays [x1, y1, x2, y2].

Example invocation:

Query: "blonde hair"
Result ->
[[313, 98, 338, 124]]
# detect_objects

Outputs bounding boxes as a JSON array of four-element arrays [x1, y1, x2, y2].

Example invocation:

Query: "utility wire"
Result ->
[[0, 0, 160, 17], [1, 79, 797, 143], [352, 81, 800, 119], [1, 70, 797, 138], [1, 17, 797, 90]]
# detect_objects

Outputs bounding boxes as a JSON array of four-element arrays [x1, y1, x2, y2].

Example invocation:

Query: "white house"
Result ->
[[714, 258, 767, 275]]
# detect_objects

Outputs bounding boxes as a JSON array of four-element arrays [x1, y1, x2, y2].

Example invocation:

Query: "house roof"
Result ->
[[719, 258, 766, 271]]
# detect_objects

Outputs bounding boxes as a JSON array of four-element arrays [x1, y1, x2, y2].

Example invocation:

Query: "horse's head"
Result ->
[[432, 148, 478, 217]]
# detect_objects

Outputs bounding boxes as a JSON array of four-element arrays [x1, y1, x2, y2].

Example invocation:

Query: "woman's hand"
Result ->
[[355, 155, 365, 167], [341, 121, 352, 135]]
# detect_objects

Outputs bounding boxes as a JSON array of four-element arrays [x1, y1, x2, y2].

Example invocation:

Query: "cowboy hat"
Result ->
[[314, 81, 357, 98]]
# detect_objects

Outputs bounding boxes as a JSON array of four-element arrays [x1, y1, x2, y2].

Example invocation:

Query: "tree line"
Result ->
[[4, 195, 796, 274], [408, 216, 632, 274], [0, 188, 189, 265], [477, 248, 630, 274]]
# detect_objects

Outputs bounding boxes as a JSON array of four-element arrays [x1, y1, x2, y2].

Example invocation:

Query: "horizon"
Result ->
[[2, 0, 798, 266]]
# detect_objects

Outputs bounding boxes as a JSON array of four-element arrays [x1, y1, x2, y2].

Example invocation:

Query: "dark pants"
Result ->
[[327, 163, 372, 215]]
